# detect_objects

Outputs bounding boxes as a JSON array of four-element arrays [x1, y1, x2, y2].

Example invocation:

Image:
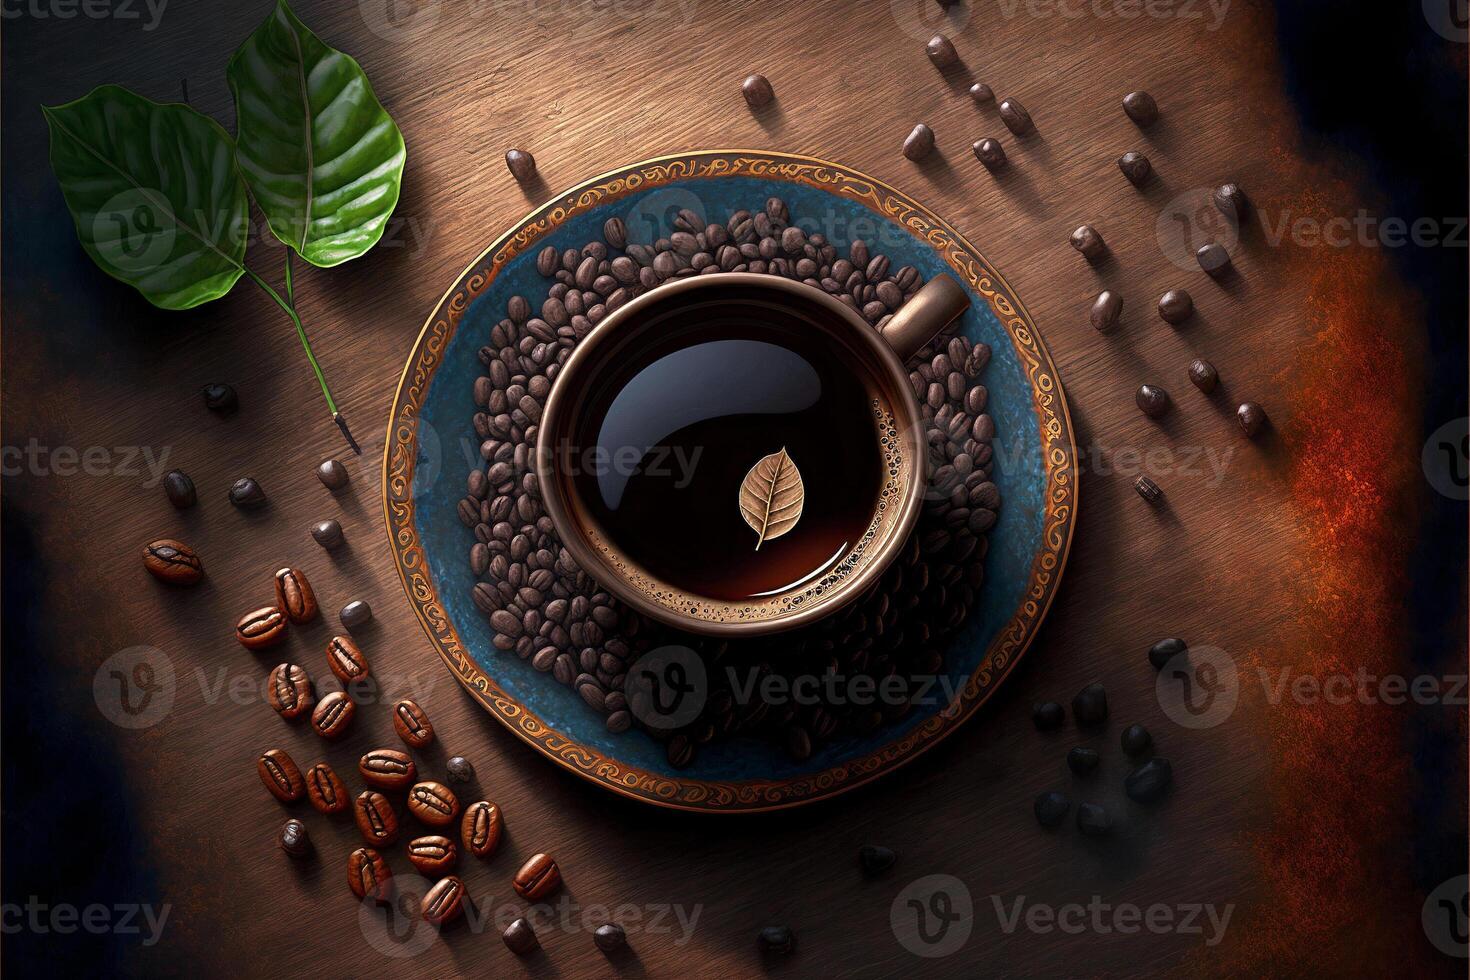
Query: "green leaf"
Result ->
[[227, 0, 406, 268], [42, 85, 249, 310]]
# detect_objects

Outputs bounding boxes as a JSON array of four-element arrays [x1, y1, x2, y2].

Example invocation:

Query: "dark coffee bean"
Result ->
[[306, 762, 349, 814], [513, 852, 561, 900], [316, 458, 350, 492], [926, 33, 959, 68], [968, 81, 994, 103], [461, 800, 503, 858], [1189, 358, 1219, 393], [536, 246, 558, 277], [274, 567, 318, 624], [445, 756, 475, 784], [503, 917, 539, 955], [1237, 401, 1267, 437], [1157, 289, 1193, 324], [280, 818, 311, 858], [201, 382, 238, 414], [1121, 724, 1153, 756], [422, 875, 465, 926], [354, 790, 399, 846], [902, 123, 935, 161], [408, 835, 459, 876], [162, 469, 196, 509], [593, 922, 627, 953], [360, 748, 417, 792], [1067, 746, 1100, 775], [312, 691, 355, 740], [228, 477, 267, 510], [1134, 475, 1163, 503], [1090, 290, 1123, 332], [1034, 790, 1070, 827], [1033, 700, 1065, 730], [603, 216, 627, 249], [505, 148, 536, 182], [348, 846, 393, 901], [312, 518, 344, 550], [1213, 182, 1246, 221], [758, 925, 795, 956], [1070, 224, 1105, 261], [998, 97, 1033, 135], [858, 844, 896, 877], [1072, 683, 1108, 726], [393, 699, 435, 748], [143, 538, 204, 585], [339, 599, 372, 631], [1118, 151, 1152, 186], [1136, 384, 1170, 418], [1121, 90, 1159, 127], [408, 780, 460, 826], [742, 73, 774, 108], [972, 138, 1006, 172], [258, 748, 305, 802], [237, 606, 287, 650], [1125, 758, 1173, 803], [1196, 241, 1231, 276], [1076, 802, 1112, 836], [1149, 637, 1187, 670], [268, 663, 314, 720], [327, 634, 370, 683]]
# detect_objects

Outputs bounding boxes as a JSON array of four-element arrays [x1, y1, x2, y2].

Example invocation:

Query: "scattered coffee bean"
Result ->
[[1067, 746, 1100, 775], [1121, 90, 1159, 127], [311, 518, 344, 550], [306, 762, 349, 814], [758, 925, 795, 956], [968, 81, 994, 103], [513, 853, 561, 901], [274, 567, 318, 624], [143, 538, 204, 585], [1033, 701, 1065, 730], [1090, 290, 1123, 332], [354, 789, 400, 846], [227, 477, 266, 510], [1188, 358, 1219, 393], [360, 748, 417, 792], [1157, 289, 1193, 324], [1121, 724, 1153, 756], [998, 97, 1033, 135], [1148, 638, 1187, 670], [162, 470, 196, 509], [258, 748, 305, 803], [1213, 182, 1246, 221], [972, 138, 1006, 172], [903, 124, 936, 161], [742, 73, 774, 108], [280, 818, 311, 858], [926, 33, 959, 68], [339, 599, 372, 631], [202, 382, 238, 414], [1125, 758, 1173, 803], [422, 875, 466, 926], [1118, 151, 1152, 186], [326, 635, 370, 683], [1070, 224, 1105, 261], [408, 781, 460, 826], [317, 458, 350, 492], [1196, 241, 1231, 276], [445, 756, 475, 784], [237, 606, 287, 650], [393, 699, 435, 748], [593, 922, 628, 953], [505, 148, 536, 182], [268, 663, 314, 720], [348, 846, 392, 901], [503, 917, 539, 955], [1136, 384, 1171, 419], [1237, 401, 1266, 437], [1034, 790, 1070, 827], [408, 835, 459, 876], [858, 844, 896, 877], [461, 800, 503, 858], [1076, 802, 1112, 837], [1134, 475, 1163, 503], [1072, 683, 1108, 726], [311, 691, 355, 740]]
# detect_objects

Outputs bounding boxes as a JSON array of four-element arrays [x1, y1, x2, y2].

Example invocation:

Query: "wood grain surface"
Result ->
[[2, 0, 1455, 976]]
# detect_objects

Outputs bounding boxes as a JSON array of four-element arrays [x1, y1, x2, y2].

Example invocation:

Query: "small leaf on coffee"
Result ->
[[739, 448, 804, 550]]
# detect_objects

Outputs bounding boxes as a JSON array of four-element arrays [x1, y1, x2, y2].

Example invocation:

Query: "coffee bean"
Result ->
[[1033, 701, 1065, 730], [393, 699, 435, 748], [1134, 476, 1163, 503], [1136, 384, 1170, 418], [278, 817, 311, 859], [228, 477, 267, 510], [311, 518, 344, 550], [667, 734, 694, 768], [758, 925, 795, 956], [348, 847, 392, 901], [360, 748, 417, 791], [1070, 224, 1105, 261], [1188, 359, 1219, 393], [998, 97, 1033, 135], [408, 781, 460, 826], [1034, 790, 1070, 827], [503, 917, 539, 955], [513, 852, 561, 900], [1090, 290, 1123, 332], [1196, 241, 1231, 276], [461, 800, 503, 858], [742, 73, 774, 108], [422, 875, 466, 926], [1121, 724, 1152, 756], [1213, 182, 1246, 221], [409, 835, 459, 876], [1148, 637, 1187, 670], [926, 33, 959, 68], [858, 844, 896, 877], [144, 538, 204, 585], [1157, 289, 1193, 324], [311, 690, 355, 740], [201, 382, 238, 414], [445, 756, 475, 784], [274, 567, 318, 624], [593, 922, 627, 953], [339, 599, 372, 631], [258, 748, 305, 802], [306, 762, 349, 814], [968, 81, 994, 103], [326, 635, 370, 683], [316, 458, 350, 492], [1237, 401, 1266, 437], [1121, 90, 1159, 127], [505, 148, 536, 182], [1118, 151, 1152, 186], [1072, 683, 1108, 726], [972, 138, 1006, 172], [162, 469, 197, 509], [1067, 746, 1100, 775], [536, 246, 558, 277], [1076, 802, 1111, 836], [1125, 758, 1173, 803], [903, 124, 936, 161], [268, 663, 314, 720], [354, 790, 399, 846], [603, 217, 627, 249], [237, 606, 287, 650]]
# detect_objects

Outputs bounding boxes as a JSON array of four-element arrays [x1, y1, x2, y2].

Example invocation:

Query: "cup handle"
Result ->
[[879, 274, 972, 364]]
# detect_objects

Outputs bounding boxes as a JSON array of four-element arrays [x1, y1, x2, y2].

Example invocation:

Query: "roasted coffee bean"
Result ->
[[1033, 700, 1065, 730], [742, 72, 774, 108], [503, 917, 539, 955], [1188, 358, 1219, 393], [968, 81, 994, 103], [258, 748, 305, 803], [326, 635, 370, 683], [1118, 151, 1152, 186], [422, 875, 465, 926], [445, 756, 475, 784], [1034, 790, 1070, 827], [1136, 384, 1170, 418], [1070, 224, 1105, 261], [461, 800, 503, 858], [1237, 401, 1267, 437], [202, 382, 238, 414], [312, 518, 344, 550], [1067, 746, 1100, 775], [1134, 475, 1163, 503], [348, 847, 392, 901], [758, 925, 795, 956], [1090, 290, 1122, 332], [902, 123, 935, 161], [1157, 289, 1193, 324], [317, 458, 350, 492], [408, 835, 459, 876], [1121, 724, 1153, 756], [237, 606, 287, 650], [603, 216, 627, 249], [339, 599, 372, 631], [505, 148, 536, 182], [354, 790, 399, 846], [279, 818, 311, 858], [858, 844, 896, 877], [1213, 182, 1246, 221], [360, 749, 417, 791], [228, 477, 267, 510], [306, 762, 349, 814], [312, 691, 355, 740], [162, 469, 197, 509], [926, 33, 959, 68], [593, 922, 627, 953], [144, 538, 204, 585], [513, 852, 561, 900], [1072, 683, 1108, 726], [1148, 637, 1187, 670], [1076, 802, 1111, 837], [1125, 758, 1173, 803], [393, 699, 435, 747], [274, 567, 318, 624], [408, 781, 460, 826], [998, 97, 1033, 135], [1121, 90, 1159, 127], [268, 663, 314, 720], [972, 138, 1006, 172], [1196, 241, 1231, 276]]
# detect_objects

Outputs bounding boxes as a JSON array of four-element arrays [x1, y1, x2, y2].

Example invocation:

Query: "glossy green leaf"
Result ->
[[42, 85, 249, 310], [227, 0, 406, 268]]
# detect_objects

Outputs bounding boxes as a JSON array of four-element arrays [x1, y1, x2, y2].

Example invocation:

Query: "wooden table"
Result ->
[[3, 0, 1459, 975]]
